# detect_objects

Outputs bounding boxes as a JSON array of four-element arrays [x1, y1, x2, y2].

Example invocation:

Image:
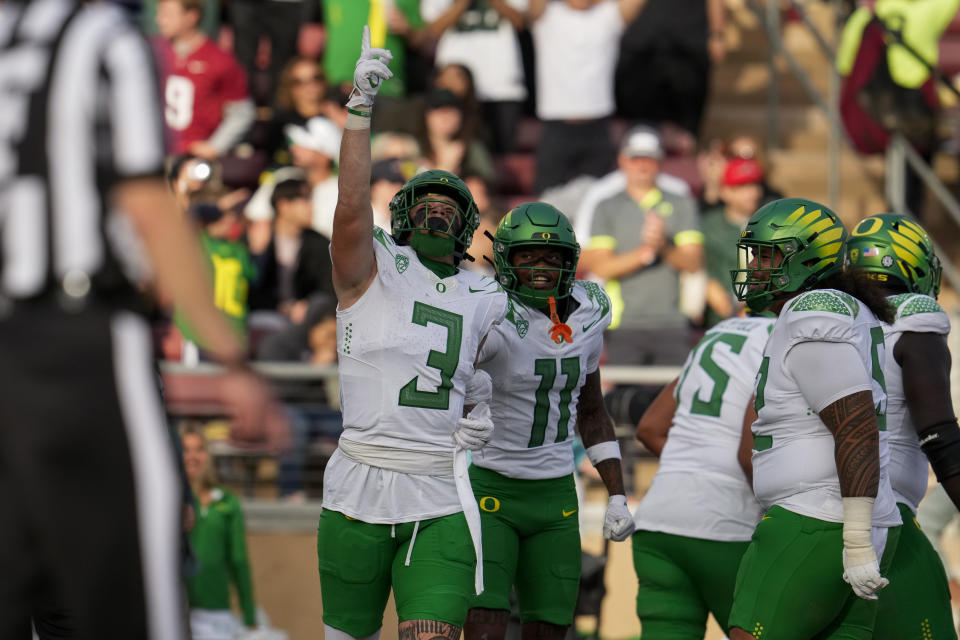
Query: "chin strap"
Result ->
[[547, 296, 573, 344]]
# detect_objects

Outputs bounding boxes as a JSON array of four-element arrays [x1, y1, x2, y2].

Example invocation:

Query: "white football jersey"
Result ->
[[634, 316, 773, 541], [883, 293, 951, 513], [751, 289, 900, 526], [473, 281, 611, 480], [323, 229, 509, 522]]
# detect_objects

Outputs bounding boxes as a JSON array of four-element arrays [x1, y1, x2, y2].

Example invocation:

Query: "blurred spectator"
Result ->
[[580, 125, 703, 365], [433, 63, 484, 147], [321, 0, 428, 112], [417, 88, 496, 183], [420, 1, 528, 153], [836, 0, 958, 216], [265, 57, 329, 165], [286, 116, 342, 238], [180, 424, 258, 634], [247, 178, 335, 318], [141, 0, 220, 38], [701, 158, 765, 326], [572, 125, 692, 243], [173, 201, 257, 357], [371, 159, 409, 230], [528, 0, 645, 193], [256, 296, 343, 501], [615, 0, 726, 136], [697, 134, 781, 210], [153, 0, 255, 158], [169, 154, 220, 212], [371, 131, 425, 163], [228, 0, 306, 104]]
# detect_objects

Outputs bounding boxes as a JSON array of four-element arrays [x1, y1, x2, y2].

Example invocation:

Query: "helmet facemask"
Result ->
[[390, 172, 479, 264], [500, 244, 578, 309]]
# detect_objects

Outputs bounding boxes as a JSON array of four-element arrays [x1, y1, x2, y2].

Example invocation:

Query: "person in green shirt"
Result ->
[[174, 202, 258, 351], [701, 157, 765, 327], [181, 423, 258, 636], [321, 0, 425, 100]]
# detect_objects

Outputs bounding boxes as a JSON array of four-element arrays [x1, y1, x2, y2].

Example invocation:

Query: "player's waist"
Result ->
[[338, 436, 454, 476], [470, 441, 574, 479]]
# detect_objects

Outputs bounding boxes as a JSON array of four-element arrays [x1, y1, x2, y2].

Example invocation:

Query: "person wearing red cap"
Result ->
[[701, 158, 766, 326]]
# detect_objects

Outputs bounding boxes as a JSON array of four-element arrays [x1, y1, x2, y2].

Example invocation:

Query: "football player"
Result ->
[[632, 309, 773, 637], [318, 28, 510, 640], [847, 214, 959, 640], [463, 203, 634, 640], [726, 198, 902, 640]]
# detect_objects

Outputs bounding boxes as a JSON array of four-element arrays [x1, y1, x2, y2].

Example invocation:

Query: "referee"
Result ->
[[0, 1, 285, 638]]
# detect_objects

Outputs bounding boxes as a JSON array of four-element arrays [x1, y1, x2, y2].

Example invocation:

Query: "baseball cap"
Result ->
[[620, 126, 664, 160], [285, 116, 342, 158], [723, 158, 764, 186]]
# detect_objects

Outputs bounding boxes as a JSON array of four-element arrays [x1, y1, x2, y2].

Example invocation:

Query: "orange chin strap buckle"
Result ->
[[547, 296, 573, 344]]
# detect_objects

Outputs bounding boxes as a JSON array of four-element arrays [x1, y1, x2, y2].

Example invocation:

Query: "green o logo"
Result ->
[[479, 496, 500, 512], [436, 282, 447, 293], [853, 217, 883, 237]]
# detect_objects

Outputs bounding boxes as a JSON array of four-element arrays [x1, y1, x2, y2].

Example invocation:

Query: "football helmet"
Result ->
[[492, 202, 580, 308], [846, 213, 941, 297], [730, 198, 847, 311], [389, 170, 479, 263]]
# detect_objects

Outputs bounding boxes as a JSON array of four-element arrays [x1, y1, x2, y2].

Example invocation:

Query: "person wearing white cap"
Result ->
[[580, 125, 703, 367], [243, 116, 343, 240]]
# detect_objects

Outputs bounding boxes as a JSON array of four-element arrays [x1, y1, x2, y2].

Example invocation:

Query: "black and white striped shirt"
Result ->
[[0, 0, 166, 302]]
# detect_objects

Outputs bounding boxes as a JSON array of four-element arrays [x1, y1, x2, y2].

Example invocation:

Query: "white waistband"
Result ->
[[337, 438, 454, 476], [336, 436, 486, 595]]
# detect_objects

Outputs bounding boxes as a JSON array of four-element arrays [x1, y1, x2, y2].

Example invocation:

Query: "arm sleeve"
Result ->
[[102, 25, 166, 178], [226, 497, 257, 627], [206, 98, 255, 154], [786, 341, 873, 412]]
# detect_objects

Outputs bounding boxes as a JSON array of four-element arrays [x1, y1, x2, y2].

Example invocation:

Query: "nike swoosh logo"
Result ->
[[761, 515, 771, 521], [582, 318, 601, 332], [562, 509, 577, 517], [468, 286, 488, 293]]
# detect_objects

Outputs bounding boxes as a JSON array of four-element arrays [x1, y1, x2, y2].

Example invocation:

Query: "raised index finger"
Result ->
[[361, 25, 371, 56]]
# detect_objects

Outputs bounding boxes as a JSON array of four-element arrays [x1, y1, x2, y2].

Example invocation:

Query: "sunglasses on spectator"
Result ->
[[292, 74, 324, 86]]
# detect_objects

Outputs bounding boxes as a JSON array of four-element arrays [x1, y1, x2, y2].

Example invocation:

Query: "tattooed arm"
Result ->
[[577, 370, 625, 496], [819, 390, 881, 497]]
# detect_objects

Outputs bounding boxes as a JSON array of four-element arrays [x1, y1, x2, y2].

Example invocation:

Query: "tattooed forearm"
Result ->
[[399, 620, 462, 640], [819, 390, 880, 497], [594, 458, 626, 496]]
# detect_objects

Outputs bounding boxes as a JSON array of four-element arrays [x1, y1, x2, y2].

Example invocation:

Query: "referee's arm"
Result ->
[[104, 23, 286, 447]]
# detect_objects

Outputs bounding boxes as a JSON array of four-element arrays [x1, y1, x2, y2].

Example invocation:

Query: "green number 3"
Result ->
[[398, 302, 463, 410]]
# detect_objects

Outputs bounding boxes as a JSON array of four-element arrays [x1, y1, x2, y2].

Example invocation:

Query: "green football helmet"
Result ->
[[846, 213, 942, 297], [492, 202, 580, 308], [389, 169, 480, 263], [730, 198, 847, 311]]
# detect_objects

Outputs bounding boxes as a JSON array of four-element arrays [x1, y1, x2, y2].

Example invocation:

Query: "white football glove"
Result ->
[[454, 402, 494, 451], [602, 495, 635, 541], [842, 545, 888, 600], [464, 369, 493, 406], [346, 25, 393, 110]]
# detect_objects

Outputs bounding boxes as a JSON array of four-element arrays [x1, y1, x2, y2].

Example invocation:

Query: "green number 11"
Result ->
[[529, 357, 580, 447]]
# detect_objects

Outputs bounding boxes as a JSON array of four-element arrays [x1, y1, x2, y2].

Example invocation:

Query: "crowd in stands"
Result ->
[[150, 0, 786, 492]]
